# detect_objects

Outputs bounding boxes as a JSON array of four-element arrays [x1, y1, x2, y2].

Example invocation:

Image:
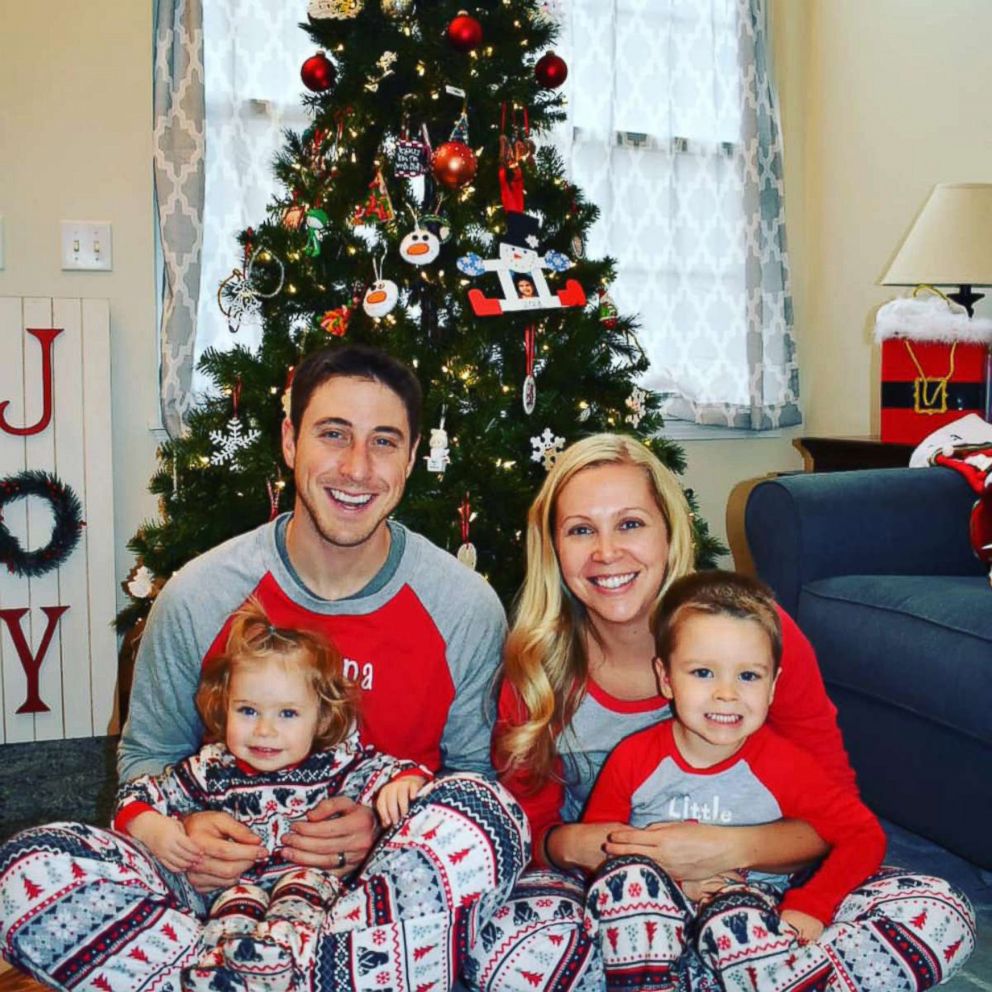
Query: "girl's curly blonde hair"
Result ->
[[195, 597, 357, 750]]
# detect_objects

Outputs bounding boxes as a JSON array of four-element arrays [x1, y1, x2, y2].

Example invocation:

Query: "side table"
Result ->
[[795, 436, 914, 473]]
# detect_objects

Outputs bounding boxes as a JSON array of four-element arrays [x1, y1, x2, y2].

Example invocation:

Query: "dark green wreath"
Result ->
[[0, 470, 84, 578]]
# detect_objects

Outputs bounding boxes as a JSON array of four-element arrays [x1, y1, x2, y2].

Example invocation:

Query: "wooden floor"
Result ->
[[0, 962, 45, 992]]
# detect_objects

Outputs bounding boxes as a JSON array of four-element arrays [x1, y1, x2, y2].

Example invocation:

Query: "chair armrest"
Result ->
[[745, 467, 982, 616]]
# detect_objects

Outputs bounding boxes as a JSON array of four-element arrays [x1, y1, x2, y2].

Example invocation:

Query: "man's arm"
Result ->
[[118, 580, 208, 782], [437, 576, 508, 776]]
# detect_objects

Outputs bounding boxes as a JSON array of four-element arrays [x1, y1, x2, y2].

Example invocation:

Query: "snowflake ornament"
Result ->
[[530, 428, 566, 471], [209, 417, 261, 467], [625, 387, 647, 429]]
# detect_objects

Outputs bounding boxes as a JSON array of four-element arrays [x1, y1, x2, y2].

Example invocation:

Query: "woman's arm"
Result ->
[[603, 818, 828, 881], [545, 821, 626, 874]]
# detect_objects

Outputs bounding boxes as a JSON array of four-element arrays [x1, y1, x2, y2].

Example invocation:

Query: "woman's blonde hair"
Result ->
[[196, 597, 357, 751], [495, 434, 695, 787]]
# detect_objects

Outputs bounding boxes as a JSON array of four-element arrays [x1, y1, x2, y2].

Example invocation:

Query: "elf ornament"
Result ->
[[301, 52, 336, 92], [457, 494, 477, 570], [598, 287, 618, 329], [302, 208, 330, 257], [446, 11, 483, 53], [456, 211, 585, 316]]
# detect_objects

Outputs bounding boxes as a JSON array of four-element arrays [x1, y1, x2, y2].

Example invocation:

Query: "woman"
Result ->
[[467, 434, 975, 992]]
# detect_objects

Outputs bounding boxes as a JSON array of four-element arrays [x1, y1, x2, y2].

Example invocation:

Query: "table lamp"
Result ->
[[881, 182, 992, 316]]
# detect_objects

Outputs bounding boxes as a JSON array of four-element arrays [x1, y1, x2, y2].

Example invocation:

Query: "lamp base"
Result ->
[[948, 285, 984, 317]]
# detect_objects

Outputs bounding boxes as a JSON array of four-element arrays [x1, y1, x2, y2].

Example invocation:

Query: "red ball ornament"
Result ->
[[446, 10, 483, 53], [301, 51, 336, 92], [535, 51, 568, 89], [432, 141, 478, 189]]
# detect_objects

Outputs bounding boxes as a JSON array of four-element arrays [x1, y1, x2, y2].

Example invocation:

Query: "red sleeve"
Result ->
[[582, 728, 661, 825], [767, 607, 857, 793], [113, 801, 156, 834], [493, 678, 567, 868], [754, 733, 886, 924]]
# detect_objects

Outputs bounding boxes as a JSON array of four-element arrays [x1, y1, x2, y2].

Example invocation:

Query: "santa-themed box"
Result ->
[[874, 294, 992, 445]]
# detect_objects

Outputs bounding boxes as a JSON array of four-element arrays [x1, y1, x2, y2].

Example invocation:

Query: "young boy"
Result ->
[[582, 570, 886, 992]]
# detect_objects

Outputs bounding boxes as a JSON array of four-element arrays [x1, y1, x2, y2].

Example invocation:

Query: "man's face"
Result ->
[[282, 375, 418, 551]]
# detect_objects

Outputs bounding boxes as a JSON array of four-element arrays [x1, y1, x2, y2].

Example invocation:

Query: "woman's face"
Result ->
[[554, 462, 671, 631]]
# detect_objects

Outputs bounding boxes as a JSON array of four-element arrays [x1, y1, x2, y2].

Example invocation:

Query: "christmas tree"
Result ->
[[118, 0, 725, 632]]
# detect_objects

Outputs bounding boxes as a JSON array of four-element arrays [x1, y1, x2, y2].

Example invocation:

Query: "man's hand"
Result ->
[[183, 810, 266, 892], [376, 775, 429, 828], [127, 811, 202, 873], [281, 796, 379, 876], [781, 908, 824, 942]]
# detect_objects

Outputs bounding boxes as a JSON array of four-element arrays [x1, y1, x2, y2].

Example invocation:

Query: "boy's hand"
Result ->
[[127, 811, 202, 873], [376, 775, 429, 828], [780, 908, 824, 942]]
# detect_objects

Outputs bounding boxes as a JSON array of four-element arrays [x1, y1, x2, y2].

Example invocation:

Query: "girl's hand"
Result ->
[[128, 811, 202, 873], [780, 908, 824, 942], [376, 775, 429, 828]]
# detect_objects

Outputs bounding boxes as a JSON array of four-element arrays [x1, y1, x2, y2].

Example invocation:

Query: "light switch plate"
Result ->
[[61, 220, 113, 271]]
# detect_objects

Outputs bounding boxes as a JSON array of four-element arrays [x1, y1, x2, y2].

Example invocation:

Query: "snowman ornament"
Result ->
[[362, 256, 399, 318], [399, 214, 441, 267]]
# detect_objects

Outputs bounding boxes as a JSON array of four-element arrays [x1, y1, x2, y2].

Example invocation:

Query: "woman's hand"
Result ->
[[128, 811, 202, 873], [604, 819, 827, 882], [376, 775, 429, 828], [679, 871, 744, 904], [781, 908, 824, 942], [546, 822, 626, 873]]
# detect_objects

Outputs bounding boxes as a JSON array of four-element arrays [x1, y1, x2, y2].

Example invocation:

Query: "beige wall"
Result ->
[[2, 0, 991, 596], [682, 0, 992, 567], [0, 2, 159, 609]]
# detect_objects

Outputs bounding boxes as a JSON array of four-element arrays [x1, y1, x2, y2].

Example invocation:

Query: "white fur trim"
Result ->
[[874, 296, 992, 343]]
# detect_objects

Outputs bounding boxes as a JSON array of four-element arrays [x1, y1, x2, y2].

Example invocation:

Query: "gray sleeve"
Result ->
[[117, 578, 210, 782], [437, 579, 507, 778]]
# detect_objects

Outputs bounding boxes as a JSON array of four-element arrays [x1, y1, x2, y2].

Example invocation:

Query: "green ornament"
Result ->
[[303, 208, 330, 257]]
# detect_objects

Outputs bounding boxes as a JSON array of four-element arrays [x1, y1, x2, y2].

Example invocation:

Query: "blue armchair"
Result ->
[[745, 466, 991, 867]]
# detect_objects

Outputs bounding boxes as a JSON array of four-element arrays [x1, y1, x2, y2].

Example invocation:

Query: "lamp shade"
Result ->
[[880, 183, 992, 287]]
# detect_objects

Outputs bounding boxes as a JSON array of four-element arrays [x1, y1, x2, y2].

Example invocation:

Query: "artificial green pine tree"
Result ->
[[118, 0, 725, 632]]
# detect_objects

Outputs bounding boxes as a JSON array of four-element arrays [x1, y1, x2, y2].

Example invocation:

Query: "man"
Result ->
[[0, 345, 528, 992]]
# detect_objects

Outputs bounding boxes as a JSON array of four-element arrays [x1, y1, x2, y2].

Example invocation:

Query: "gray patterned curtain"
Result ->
[[153, 0, 205, 439], [553, 0, 800, 429]]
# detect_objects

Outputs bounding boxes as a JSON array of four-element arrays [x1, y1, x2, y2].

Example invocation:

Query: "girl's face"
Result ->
[[225, 657, 323, 772], [554, 462, 671, 632]]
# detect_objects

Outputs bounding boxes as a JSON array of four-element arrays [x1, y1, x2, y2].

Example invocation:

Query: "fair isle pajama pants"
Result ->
[[0, 773, 530, 992], [467, 857, 976, 992]]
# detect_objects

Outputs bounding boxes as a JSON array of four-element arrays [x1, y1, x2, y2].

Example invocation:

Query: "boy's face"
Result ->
[[225, 658, 323, 772], [655, 611, 778, 767]]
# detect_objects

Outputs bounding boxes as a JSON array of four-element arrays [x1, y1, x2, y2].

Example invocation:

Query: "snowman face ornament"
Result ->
[[399, 225, 441, 266], [363, 278, 399, 318]]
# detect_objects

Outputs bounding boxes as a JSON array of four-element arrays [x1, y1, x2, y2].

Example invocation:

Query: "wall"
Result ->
[[681, 0, 992, 567], [0, 3, 159, 614]]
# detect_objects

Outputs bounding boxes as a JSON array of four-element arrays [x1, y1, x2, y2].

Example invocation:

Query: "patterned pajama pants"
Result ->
[[0, 773, 530, 992], [467, 857, 976, 992]]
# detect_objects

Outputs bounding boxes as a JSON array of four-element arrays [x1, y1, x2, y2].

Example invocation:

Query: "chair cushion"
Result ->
[[798, 574, 992, 744]]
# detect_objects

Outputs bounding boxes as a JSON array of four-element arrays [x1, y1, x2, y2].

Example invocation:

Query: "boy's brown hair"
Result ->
[[195, 597, 357, 750], [653, 570, 783, 671]]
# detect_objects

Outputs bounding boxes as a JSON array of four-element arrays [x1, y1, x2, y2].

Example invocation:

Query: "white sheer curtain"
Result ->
[[550, 0, 800, 428], [194, 1, 313, 396], [196, 0, 799, 428]]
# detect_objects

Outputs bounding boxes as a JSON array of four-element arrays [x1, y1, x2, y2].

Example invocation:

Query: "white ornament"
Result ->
[[382, 0, 412, 14], [365, 51, 398, 92], [425, 418, 451, 473], [308, 0, 362, 19], [209, 417, 262, 467], [457, 542, 478, 570], [400, 222, 441, 266], [522, 374, 536, 415], [363, 255, 399, 318], [127, 564, 155, 599], [625, 387, 647, 429], [530, 427, 566, 471]]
